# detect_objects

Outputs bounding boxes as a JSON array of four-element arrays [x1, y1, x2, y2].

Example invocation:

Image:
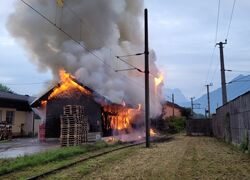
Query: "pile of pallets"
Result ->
[[60, 105, 88, 146], [0, 122, 12, 141]]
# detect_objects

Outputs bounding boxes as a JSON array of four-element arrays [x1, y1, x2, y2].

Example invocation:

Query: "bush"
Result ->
[[167, 116, 186, 134]]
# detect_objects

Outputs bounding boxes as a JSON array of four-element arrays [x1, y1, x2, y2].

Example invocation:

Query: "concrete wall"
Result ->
[[212, 91, 250, 147], [0, 108, 34, 136]]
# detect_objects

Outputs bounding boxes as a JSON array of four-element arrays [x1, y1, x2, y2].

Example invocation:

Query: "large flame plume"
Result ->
[[48, 69, 91, 100]]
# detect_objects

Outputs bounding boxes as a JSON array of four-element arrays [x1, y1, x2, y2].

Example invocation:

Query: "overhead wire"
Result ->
[[2, 82, 49, 86], [62, 1, 146, 74], [214, 0, 221, 44], [195, 0, 221, 99], [19, 0, 147, 91], [226, 0, 237, 40], [225, 69, 250, 74], [18, 0, 164, 102]]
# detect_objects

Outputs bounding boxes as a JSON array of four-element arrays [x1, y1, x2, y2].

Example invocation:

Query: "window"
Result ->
[[6, 111, 15, 124]]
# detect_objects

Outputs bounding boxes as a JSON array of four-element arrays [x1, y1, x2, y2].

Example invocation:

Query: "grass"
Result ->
[[45, 135, 250, 180], [0, 139, 11, 143], [0, 141, 116, 176]]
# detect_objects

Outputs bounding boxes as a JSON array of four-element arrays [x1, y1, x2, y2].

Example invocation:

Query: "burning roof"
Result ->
[[31, 69, 113, 108]]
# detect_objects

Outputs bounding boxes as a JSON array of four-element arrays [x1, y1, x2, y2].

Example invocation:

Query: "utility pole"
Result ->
[[205, 83, 213, 118], [172, 93, 175, 117], [216, 40, 227, 105], [144, 8, 150, 148], [190, 97, 195, 117]]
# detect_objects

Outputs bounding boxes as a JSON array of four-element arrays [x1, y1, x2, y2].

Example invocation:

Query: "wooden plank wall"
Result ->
[[212, 92, 250, 146], [186, 119, 213, 136]]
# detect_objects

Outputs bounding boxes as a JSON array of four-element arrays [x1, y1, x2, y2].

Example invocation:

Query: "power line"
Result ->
[[198, 0, 221, 98], [226, 0, 237, 39], [211, 60, 220, 82], [117, 53, 144, 58], [62, 1, 114, 52], [205, 46, 216, 85], [2, 82, 49, 86], [115, 56, 143, 73], [215, 0, 221, 43], [61, 1, 146, 74], [19, 0, 147, 91], [225, 69, 250, 74]]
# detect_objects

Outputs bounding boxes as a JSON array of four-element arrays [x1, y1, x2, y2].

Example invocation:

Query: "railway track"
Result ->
[[26, 135, 173, 179], [27, 141, 145, 180]]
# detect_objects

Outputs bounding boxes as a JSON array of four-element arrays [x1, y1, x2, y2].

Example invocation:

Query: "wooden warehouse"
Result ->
[[30, 70, 134, 142]]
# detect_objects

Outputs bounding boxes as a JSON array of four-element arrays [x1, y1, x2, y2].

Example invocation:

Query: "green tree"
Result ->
[[181, 107, 192, 119], [0, 83, 14, 93]]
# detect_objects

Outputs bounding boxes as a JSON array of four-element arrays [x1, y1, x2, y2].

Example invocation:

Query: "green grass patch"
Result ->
[[167, 116, 186, 133], [0, 139, 11, 143], [0, 141, 116, 175]]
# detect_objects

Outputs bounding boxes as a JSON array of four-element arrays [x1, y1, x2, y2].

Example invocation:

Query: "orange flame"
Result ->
[[41, 100, 47, 108], [154, 73, 164, 94], [104, 104, 142, 131], [150, 128, 156, 136], [48, 69, 91, 100]]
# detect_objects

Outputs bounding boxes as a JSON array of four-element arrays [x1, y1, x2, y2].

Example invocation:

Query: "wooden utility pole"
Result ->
[[216, 40, 227, 105], [205, 83, 213, 118], [172, 94, 175, 117], [144, 8, 150, 148], [190, 97, 195, 117]]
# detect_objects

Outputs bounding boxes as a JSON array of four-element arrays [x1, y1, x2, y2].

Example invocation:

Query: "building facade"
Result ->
[[162, 101, 183, 119], [0, 92, 36, 136]]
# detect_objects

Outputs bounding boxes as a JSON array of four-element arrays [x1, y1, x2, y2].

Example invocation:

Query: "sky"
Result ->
[[0, 0, 250, 98]]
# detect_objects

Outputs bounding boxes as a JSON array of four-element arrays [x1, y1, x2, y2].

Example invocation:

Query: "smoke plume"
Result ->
[[7, 0, 164, 117]]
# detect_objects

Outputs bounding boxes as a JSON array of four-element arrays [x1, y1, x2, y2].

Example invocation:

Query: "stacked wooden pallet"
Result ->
[[0, 122, 12, 141], [60, 105, 88, 146]]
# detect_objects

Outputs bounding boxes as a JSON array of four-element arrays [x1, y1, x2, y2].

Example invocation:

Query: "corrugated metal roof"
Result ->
[[0, 91, 30, 101]]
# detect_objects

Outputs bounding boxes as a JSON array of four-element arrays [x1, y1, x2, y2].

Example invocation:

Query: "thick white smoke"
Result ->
[[7, 0, 164, 117]]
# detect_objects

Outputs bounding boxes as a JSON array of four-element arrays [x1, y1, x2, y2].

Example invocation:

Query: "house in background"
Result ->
[[0, 91, 39, 137], [162, 101, 183, 119]]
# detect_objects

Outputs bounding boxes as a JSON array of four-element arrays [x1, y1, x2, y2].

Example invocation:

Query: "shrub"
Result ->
[[167, 116, 186, 134]]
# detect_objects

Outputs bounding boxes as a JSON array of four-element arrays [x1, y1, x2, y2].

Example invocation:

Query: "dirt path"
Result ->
[[43, 136, 250, 179]]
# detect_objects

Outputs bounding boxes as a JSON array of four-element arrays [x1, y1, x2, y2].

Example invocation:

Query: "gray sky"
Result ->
[[1, 0, 250, 98]]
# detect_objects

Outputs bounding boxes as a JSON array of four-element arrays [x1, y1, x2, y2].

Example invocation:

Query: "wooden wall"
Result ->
[[186, 119, 213, 136], [46, 90, 102, 138], [212, 91, 250, 146]]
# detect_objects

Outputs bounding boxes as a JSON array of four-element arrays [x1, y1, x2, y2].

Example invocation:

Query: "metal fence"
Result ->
[[212, 91, 250, 146]]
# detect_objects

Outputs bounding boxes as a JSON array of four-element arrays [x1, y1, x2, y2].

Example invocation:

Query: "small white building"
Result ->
[[0, 91, 40, 137]]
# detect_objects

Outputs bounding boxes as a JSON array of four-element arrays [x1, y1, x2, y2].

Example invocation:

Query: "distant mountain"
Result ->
[[163, 88, 188, 104], [182, 74, 250, 114]]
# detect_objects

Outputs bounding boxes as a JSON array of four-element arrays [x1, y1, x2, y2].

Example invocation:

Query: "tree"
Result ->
[[0, 83, 14, 93], [181, 107, 192, 119]]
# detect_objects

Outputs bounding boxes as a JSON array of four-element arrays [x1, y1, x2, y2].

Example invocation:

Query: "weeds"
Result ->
[[0, 140, 116, 175]]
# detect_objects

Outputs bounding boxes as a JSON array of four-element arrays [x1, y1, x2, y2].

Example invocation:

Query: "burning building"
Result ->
[[31, 69, 143, 141], [8, 1, 164, 143]]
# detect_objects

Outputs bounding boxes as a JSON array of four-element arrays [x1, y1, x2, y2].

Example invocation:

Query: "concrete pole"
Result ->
[[206, 84, 212, 118], [216, 40, 228, 105], [144, 8, 150, 148], [172, 94, 175, 117]]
